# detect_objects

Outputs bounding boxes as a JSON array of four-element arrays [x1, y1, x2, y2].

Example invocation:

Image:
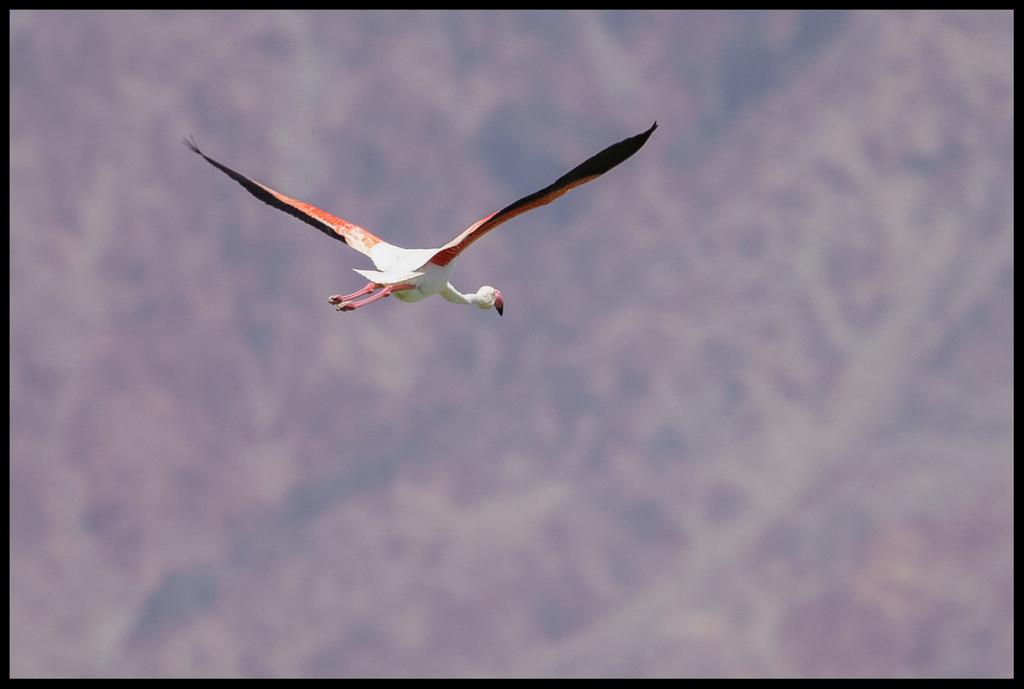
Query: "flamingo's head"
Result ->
[[478, 286, 504, 317]]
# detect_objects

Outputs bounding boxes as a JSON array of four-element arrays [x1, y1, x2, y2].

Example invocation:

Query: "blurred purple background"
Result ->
[[10, 10, 1013, 678]]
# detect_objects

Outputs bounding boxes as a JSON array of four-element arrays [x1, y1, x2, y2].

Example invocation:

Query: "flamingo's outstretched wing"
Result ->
[[183, 136, 386, 258], [428, 122, 657, 267]]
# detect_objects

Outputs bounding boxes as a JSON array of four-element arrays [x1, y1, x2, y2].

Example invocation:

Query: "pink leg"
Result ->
[[335, 284, 414, 312], [328, 281, 377, 306]]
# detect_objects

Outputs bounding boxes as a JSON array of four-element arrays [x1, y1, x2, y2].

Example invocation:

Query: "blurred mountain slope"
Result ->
[[10, 10, 1012, 678]]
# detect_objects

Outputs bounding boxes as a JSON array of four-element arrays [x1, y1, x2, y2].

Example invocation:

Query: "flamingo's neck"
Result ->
[[465, 290, 490, 307], [441, 283, 487, 307]]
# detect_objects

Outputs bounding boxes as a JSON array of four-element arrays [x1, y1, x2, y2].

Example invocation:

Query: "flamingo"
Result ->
[[184, 122, 657, 316]]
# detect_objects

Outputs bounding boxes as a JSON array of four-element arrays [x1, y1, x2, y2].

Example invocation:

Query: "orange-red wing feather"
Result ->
[[429, 122, 658, 267], [183, 136, 383, 257]]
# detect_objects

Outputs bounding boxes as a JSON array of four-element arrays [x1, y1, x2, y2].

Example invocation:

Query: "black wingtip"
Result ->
[[544, 121, 658, 191], [620, 122, 658, 154], [626, 121, 658, 153], [182, 134, 201, 155], [617, 121, 658, 158]]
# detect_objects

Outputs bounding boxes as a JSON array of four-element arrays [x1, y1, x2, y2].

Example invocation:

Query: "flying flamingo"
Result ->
[[184, 122, 657, 316]]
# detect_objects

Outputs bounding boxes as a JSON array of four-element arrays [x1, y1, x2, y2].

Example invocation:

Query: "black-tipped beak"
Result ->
[[495, 293, 504, 317]]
